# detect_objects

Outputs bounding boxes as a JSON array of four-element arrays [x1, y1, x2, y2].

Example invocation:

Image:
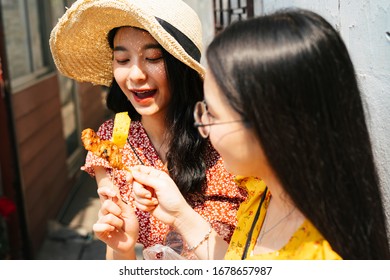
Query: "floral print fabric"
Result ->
[[224, 176, 341, 260]]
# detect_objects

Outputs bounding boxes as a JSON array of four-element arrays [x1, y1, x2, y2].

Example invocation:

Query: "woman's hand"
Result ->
[[131, 165, 193, 228], [131, 165, 229, 259], [93, 186, 139, 258], [93, 167, 139, 259]]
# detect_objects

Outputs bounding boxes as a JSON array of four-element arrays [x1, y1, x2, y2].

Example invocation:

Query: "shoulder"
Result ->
[[288, 220, 342, 260]]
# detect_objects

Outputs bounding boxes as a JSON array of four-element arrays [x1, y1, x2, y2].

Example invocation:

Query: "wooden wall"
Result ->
[[9, 75, 111, 256], [78, 83, 111, 132], [11, 74, 70, 254]]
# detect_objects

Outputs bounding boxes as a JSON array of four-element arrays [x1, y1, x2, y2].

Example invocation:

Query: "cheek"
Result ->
[[113, 66, 128, 83], [209, 128, 244, 168], [149, 63, 168, 84], [210, 128, 263, 176]]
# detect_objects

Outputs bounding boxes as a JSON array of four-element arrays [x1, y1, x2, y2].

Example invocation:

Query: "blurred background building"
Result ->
[[0, 0, 389, 260], [0, 0, 110, 259]]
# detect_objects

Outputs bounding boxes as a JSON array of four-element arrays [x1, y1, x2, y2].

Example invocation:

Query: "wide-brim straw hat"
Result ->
[[50, 0, 205, 86]]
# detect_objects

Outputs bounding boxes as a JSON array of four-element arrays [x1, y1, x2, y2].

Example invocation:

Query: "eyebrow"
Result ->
[[113, 43, 162, 52]]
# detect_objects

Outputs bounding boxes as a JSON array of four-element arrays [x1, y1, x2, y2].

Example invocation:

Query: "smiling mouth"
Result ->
[[131, 89, 157, 99]]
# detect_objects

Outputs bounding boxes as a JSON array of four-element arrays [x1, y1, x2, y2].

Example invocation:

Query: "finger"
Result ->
[[131, 165, 151, 173], [93, 223, 115, 233], [133, 180, 153, 199], [97, 186, 117, 200], [133, 182, 158, 205], [133, 200, 157, 213], [101, 199, 122, 216], [98, 186, 131, 215], [133, 193, 158, 208], [131, 165, 163, 177], [131, 170, 170, 192], [125, 171, 133, 183], [98, 213, 124, 229], [108, 193, 136, 220]]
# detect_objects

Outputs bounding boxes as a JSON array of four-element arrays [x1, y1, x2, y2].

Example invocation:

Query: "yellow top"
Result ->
[[225, 176, 341, 260]]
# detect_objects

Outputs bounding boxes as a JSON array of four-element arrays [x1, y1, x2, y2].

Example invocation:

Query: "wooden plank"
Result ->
[[21, 129, 67, 187], [27, 182, 69, 254], [12, 75, 59, 119], [15, 97, 61, 144], [18, 115, 63, 165]]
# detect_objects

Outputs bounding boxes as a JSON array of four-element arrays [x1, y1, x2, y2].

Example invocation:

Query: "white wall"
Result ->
[[183, 1, 390, 225], [182, 0, 215, 66], [261, 0, 390, 226]]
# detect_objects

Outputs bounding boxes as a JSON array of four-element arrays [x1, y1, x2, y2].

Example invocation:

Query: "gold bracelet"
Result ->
[[188, 225, 212, 252]]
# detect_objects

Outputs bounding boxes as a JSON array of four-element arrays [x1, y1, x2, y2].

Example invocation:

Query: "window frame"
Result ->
[[213, 0, 254, 33], [2, 0, 54, 92]]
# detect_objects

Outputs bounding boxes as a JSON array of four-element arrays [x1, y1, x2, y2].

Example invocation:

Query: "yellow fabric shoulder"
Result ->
[[111, 112, 131, 148], [225, 176, 341, 260]]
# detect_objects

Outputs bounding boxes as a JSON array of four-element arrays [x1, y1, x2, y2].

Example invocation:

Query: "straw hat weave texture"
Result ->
[[50, 0, 205, 86]]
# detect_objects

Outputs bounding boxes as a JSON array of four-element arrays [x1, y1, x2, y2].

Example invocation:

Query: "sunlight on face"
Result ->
[[112, 27, 171, 119], [203, 70, 267, 177]]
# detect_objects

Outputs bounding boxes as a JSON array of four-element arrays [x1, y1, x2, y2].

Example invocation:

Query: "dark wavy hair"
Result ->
[[206, 9, 390, 259], [107, 27, 207, 196]]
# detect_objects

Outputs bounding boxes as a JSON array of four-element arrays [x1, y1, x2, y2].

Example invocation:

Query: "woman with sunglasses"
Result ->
[[130, 8, 390, 259]]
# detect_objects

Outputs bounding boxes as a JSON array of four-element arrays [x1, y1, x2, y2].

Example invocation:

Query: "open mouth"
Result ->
[[131, 89, 157, 100]]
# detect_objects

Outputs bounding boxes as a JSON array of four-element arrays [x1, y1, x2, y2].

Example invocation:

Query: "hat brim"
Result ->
[[50, 0, 205, 86]]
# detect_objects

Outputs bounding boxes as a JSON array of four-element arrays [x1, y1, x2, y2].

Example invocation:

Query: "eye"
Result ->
[[144, 48, 163, 62], [146, 56, 163, 62], [115, 59, 129, 65]]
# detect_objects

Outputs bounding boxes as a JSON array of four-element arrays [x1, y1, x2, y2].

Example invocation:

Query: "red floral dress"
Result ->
[[82, 120, 247, 253]]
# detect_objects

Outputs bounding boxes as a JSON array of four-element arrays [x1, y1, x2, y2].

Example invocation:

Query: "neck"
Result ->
[[141, 115, 169, 162], [258, 169, 304, 225], [257, 168, 292, 210], [251, 170, 306, 254]]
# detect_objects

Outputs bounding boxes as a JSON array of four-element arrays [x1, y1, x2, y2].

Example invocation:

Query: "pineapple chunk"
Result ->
[[111, 112, 131, 149]]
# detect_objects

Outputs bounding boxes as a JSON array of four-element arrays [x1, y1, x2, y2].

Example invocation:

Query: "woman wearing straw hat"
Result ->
[[130, 9, 390, 259], [50, 0, 247, 260]]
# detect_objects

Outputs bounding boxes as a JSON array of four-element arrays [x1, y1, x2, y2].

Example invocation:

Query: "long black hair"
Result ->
[[107, 27, 207, 196], [206, 9, 390, 259]]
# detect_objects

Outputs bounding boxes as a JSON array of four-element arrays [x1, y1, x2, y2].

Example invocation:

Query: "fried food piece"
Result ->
[[81, 128, 129, 171], [81, 112, 131, 170]]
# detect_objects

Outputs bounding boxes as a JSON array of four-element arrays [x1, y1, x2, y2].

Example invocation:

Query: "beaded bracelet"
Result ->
[[187, 225, 212, 252]]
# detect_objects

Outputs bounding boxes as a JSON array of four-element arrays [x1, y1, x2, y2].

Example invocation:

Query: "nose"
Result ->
[[126, 62, 147, 87]]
